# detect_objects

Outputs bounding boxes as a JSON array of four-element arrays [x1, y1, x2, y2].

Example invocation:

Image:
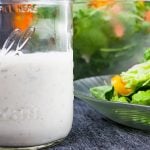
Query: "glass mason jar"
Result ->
[[0, 0, 73, 149]]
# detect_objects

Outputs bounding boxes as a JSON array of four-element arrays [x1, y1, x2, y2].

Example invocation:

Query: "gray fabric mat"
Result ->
[[48, 99, 150, 150]]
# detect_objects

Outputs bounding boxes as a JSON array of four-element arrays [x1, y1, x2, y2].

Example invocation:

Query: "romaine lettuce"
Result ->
[[112, 96, 129, 103], [131, 90, 150, 105], [144, 48, 150, 61], [121, 61, 150, 90], [90, 85, 112, 100]]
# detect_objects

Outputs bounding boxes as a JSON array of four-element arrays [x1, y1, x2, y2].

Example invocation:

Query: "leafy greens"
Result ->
[[90, 50, 150, 106]]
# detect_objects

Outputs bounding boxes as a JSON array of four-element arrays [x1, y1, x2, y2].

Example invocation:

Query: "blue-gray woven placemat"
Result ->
[[49, 98, 150, 150]]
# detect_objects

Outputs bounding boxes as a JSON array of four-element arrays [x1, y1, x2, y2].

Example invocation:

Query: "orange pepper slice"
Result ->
[[13, 12, 33, 31], [89, 0, 115, 8], [12, 4, 34, 31], [145, 10, 150, 22], [113, 22, 125, 38], [111, 75, 132, 96]]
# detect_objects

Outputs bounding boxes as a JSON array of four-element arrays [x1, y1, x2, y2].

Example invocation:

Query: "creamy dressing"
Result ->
[[0, 51, 73, 146]]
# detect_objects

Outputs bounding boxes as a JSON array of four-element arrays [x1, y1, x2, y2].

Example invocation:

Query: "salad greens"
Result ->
[[144, 48, 150, 61], [90, 50, 150, 106], [131, 90, 150, 105], [90, 85, 112, 100], [73, 1, 150, 79], [121, 60, 150, 90], [112, 96, 129, 103]]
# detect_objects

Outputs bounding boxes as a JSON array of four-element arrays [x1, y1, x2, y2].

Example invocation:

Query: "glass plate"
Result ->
[[74, 75, 150, 131]]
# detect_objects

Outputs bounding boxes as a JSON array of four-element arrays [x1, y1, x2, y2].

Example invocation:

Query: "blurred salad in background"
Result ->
[[73, 0, 150, 79]]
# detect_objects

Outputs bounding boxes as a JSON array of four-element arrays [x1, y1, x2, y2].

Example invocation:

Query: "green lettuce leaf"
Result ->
[[131, 90, 150, 105], [90, 85, 113, 100], [112, 96, 129, 103], [144, 48, 150, 61], [121, 60, 150, 90]]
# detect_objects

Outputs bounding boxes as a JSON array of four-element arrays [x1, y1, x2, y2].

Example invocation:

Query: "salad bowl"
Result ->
[[74, 75, 150, 131]]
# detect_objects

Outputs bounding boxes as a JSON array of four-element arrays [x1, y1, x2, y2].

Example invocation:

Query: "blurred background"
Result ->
[[73, 0, 150, 79]]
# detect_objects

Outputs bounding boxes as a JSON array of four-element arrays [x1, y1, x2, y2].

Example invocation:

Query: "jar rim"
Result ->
[[0, 0, 72, 4]]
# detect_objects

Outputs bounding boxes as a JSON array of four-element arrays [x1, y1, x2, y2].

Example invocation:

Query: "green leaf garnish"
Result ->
[[90, 85, 113, 100]]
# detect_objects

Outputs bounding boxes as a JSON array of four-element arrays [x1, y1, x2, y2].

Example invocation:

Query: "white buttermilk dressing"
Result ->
[[0, 51, 73, 146]]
